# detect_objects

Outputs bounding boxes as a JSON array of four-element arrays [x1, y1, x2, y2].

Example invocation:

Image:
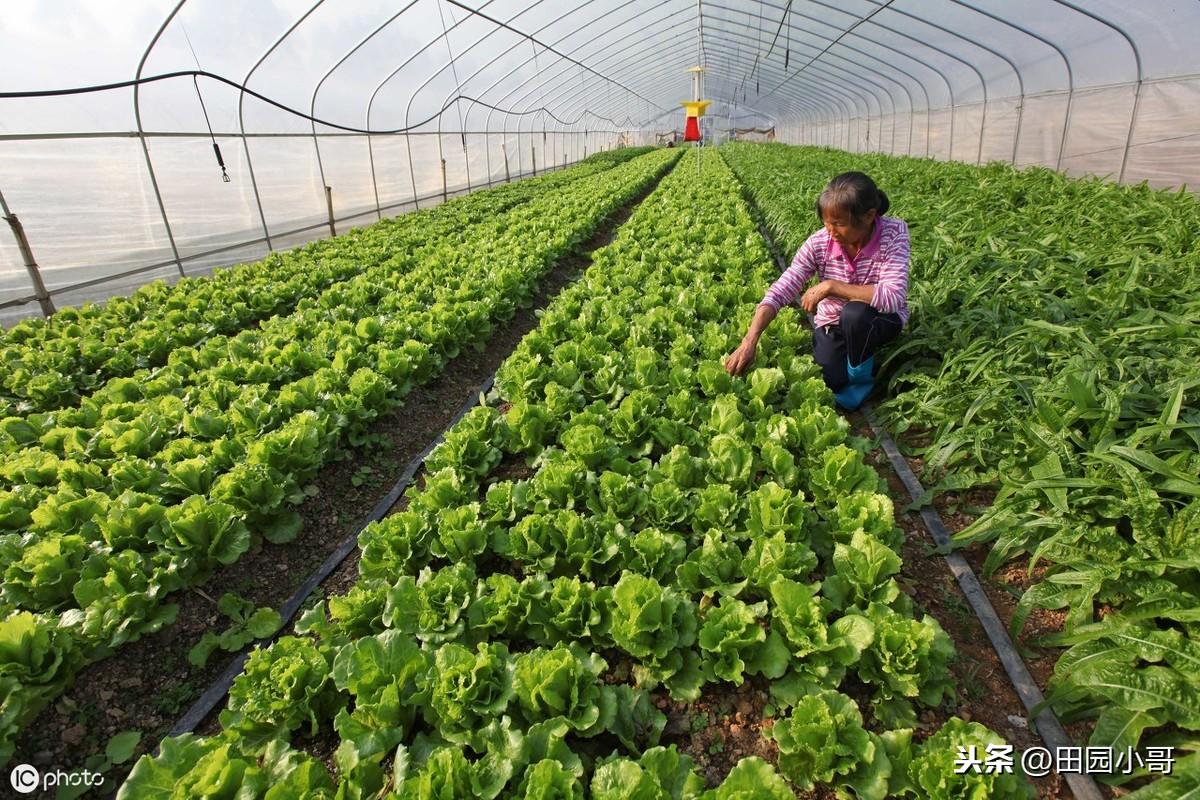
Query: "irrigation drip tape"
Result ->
[[165, 374, 497, 745], [861, 402, 1105, 800]]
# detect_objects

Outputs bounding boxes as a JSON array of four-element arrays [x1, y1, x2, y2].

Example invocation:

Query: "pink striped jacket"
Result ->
[[760, 216, 911, 329]]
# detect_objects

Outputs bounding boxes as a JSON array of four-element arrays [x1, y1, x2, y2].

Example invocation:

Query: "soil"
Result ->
[[10, 168, 670, 797], [655, 677, 788, 790]]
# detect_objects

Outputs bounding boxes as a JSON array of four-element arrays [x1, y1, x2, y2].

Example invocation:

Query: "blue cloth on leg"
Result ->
[[846, 354, 875, 385], [834, 356, 874, 410]]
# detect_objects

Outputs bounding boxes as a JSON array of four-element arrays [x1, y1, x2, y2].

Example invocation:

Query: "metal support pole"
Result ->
[[1118, 80, 1143, 184], [324, 186, 336, 237], [441, 158, 448, 203], [0, 189, 55, 317], [531, 143, 537, 176], [503, 144, 511, 183]]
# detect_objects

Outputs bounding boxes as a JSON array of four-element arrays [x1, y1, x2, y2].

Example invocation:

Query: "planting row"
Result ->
[[0, 147, 681, 766], [118, 150, 1033, 799], [721, 140, 1200, 796], [0, 147, 654, 415]]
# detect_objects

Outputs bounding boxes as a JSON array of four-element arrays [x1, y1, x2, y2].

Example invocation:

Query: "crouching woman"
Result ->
[[725, 171, 909, 410]]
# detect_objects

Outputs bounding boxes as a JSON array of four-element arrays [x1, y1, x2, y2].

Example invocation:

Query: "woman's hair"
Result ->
[[815, 171, 890, 223]]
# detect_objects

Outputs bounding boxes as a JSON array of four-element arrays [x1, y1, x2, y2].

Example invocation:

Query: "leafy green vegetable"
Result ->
[[218, 637, 339, 746], [512, 646, 605, 734], [187, 593, 282, 668], [905, 717, 1033, 799], [770, 689, 890, 799]]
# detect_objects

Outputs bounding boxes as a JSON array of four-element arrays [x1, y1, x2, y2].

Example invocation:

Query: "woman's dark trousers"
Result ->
[[811, 301, 902, 391]]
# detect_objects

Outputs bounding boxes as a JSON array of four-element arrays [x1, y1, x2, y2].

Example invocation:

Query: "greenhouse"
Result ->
[[1, 1, 1198, 797]]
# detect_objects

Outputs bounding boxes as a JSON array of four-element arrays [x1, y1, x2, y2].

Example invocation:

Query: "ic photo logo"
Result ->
[[10, 763, 39, 794], [9, 762, 105, 795]]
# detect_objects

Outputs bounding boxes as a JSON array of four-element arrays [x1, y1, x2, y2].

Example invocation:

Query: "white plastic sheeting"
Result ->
[[2, 0, 1198, 323]]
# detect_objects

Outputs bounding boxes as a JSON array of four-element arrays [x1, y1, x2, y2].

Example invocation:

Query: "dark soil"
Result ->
[[12, 167, 670, 797], [655, 677, 787, 791]]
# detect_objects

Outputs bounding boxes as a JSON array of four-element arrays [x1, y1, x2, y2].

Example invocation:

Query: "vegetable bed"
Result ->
[[721, 140, 1200, 797], [117, 149, 1035, 799], [0, 147, 680, 765], [0, 147, 654, 416]]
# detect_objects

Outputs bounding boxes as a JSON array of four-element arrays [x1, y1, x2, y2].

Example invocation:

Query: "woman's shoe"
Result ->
[[833, 380, 873, 410]]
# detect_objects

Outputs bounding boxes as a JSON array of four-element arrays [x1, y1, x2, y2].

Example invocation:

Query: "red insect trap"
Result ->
[[681, 66, 710, 143]]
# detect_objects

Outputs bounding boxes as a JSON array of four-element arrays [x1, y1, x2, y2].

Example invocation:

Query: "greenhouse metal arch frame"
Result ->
[[1, 0, 1196, 321]]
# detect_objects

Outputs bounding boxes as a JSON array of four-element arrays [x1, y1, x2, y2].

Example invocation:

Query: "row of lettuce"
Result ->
[[721, 140, 1200, 795], [0, 148, 681, 766], [0, 147, 654, 416], [117, 150, 1034, 798]]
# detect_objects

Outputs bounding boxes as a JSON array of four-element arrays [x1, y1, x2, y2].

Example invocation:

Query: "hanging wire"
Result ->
[[755, 4, 761, 93], [436, 0, 469, 152], [181, 24, 229, 182], [0, 71, 632, 134], [762, 0, 895, 100], [737, 0, 791, 105], [785, 3, 791, 71]]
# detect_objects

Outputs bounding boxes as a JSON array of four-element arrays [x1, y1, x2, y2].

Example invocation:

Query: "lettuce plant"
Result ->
[[514, 758, 584, 800], [425, 406, 503, 478], [331, 630, 427, 760], [512, 646, 606, 734], [644, 479, 691, 528], [770, 689, 890, 800], [119, 735, 335, 800], [561, 423, 615, 471], [829, 491, 901, 549], [769, 579, 875, 696], [741, 532, 817, 596], [529, 450, 589, 511], [502, 510, 620, 580], [619, 528, 688, 583], [857, 603, 956, 726], [219, 637, 339, 746], [902, 717, 1034, 799], [746, 481, 808, 539], [821, 531, 904, 612], [423, 641, 515, 748], [705, 434, 754, 489], [392, 745, 477, 800], [705, 757, 793, 799], [587, 470, 648, 520], [2, 533, 89, 610], [698, 596, 788, 685], [431, 503, 492, 562], [691, 484, 743, 533], [384, 564, 474, 644], [525, 576, 612, 647], [609, 572, 699, 696], [590, 746, 704, 800], [676, 533, 747, 597], [467, 573, 530, 640], [808, 445, 883, 498], [357, 510, 433, 583], [502, 401, 556, 455], [0, 611, 81, 764]]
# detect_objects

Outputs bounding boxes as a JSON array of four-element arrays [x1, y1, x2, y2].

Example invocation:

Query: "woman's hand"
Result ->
[[725, 337, 758, 376], [800, 280, 832, 313]]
